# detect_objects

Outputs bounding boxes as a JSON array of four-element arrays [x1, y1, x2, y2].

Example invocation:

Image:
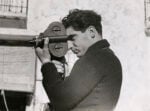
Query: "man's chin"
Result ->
[[76, 53, 82, 58], [72, 51, 82, 58]]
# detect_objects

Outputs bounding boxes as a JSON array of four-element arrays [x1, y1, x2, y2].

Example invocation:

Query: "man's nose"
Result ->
[[67, 40, 73, 50]]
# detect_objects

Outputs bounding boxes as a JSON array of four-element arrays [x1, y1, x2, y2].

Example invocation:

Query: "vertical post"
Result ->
[[145, 0, 150, 36], [144, 0, 147, 25]]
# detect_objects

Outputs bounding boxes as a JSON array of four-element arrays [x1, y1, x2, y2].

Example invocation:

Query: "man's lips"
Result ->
[[72, 49, 80, 54]]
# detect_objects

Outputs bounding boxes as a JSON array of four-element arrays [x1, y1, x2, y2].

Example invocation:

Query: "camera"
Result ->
[[30, 21, 68, 58]]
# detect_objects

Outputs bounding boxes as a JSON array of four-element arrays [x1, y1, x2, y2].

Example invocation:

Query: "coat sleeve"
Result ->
[[41, 59, 104, 111]]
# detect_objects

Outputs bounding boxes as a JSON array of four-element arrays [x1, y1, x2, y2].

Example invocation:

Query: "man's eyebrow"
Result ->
[[67, 34, 76, 40]]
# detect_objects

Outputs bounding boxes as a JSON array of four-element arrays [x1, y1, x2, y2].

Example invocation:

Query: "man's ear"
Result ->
[[87, 26, 96, 39]]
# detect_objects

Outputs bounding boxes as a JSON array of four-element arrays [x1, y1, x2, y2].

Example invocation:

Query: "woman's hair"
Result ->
[[62, 9, 102, 35]]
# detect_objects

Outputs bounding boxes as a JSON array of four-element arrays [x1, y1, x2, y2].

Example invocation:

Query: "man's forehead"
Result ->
[[66, 27, 75, 34], [66, 27, 82, 35], [66, 27, 77, 37]]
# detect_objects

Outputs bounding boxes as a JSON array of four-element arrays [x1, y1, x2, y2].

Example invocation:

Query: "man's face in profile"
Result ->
[[66, 27, 91, 58]]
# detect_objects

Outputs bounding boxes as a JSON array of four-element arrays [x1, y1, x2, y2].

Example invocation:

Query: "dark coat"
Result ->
[[41, 39, 122, 111]]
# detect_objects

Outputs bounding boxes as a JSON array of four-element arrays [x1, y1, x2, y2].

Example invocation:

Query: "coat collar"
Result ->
[[85, 39, 110, 56]]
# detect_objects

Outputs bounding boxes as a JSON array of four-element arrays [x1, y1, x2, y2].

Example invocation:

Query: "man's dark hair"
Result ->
[[62, 9, 102, 35]]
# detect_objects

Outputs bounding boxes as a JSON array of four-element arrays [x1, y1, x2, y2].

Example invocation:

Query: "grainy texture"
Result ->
[[0, 0, 150, 111]]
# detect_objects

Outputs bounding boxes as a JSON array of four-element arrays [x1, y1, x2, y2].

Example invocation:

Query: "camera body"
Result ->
[[32, 21, 68, 58]]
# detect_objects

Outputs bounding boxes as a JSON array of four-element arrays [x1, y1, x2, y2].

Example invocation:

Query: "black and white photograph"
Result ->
[[0, 0, 149, 111]]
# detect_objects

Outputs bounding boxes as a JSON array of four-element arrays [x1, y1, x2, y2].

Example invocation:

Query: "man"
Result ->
[[35, 9, 122, 111]]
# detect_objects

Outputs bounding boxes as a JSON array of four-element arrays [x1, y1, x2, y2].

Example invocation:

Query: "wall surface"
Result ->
[[0, 0, 150, 111]]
